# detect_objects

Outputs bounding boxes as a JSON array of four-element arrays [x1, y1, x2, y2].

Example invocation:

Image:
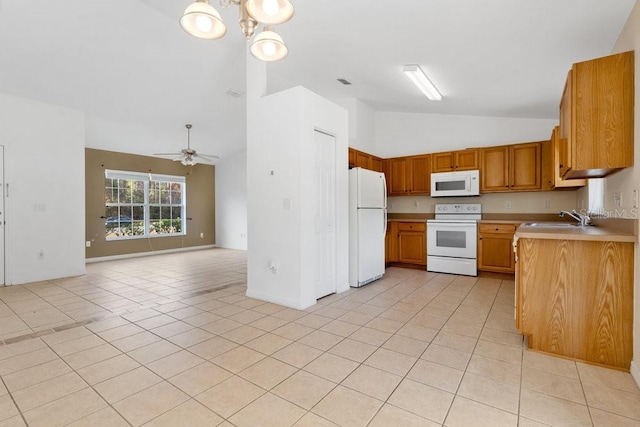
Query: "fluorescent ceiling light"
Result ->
[[403, 64, 442, 101]]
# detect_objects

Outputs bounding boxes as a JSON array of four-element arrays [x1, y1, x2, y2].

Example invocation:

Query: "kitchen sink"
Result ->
[[524, 222, 585, 228]]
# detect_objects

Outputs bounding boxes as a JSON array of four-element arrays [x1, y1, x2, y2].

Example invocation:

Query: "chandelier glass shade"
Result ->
[[180, 0, 293, 61], [245, 0, 294, 25], [250, 27, 288, 61], [180, 1, 227, 40]]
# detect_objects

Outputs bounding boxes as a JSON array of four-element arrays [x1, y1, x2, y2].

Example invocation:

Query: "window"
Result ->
[[105, 170, 186, 240], [587, 178, 605, 216]]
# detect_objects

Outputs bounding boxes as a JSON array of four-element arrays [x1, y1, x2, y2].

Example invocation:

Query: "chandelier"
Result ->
[[180, 0, 294, 62]]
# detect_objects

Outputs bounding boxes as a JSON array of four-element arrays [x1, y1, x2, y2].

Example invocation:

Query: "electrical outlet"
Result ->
[[505, 201, 512, 209], [200, 232, 204, 239], [544, 200, 551, 209], [633, 189, 638, 209], [85, 241, 91, 248], [613, 191, 622, 208]]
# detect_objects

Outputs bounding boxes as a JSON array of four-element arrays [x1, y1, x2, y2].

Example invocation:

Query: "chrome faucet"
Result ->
[[559, 210, 591, 226]]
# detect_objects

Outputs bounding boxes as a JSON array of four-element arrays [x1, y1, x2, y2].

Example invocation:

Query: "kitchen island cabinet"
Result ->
[[515, 230, 634, 369]]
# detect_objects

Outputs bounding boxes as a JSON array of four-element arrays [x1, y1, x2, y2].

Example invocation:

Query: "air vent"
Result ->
[[337, 78, 352, 85], [225, 89, 244, 98]]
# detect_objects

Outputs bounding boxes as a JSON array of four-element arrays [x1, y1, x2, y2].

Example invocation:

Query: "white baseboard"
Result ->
[[245, 289, 315, 310], [85, 245, 216, 263], [631, 360, 640, 388]]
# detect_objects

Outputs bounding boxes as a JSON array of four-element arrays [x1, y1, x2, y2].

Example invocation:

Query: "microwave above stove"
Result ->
[[430, 170, 480, 197]]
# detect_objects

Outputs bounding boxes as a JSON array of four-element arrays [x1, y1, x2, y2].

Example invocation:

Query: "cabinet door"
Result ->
[[455, 150, 479, 171], [355, 151, 372, 169], [480, 146, 509, 192], [348, 148, 356, 168], [398, 231, 426, 265], [388, 158, 408, 195], [558, 70, 572, 178], [510, 142, 541, 191], [570, 51, 634, 177], [478, 223, 517, 273], [385, 221, 398, 263], [431, 152, 455, 172], [371, 157, 383, 173], [409, 155, 431, 194], [550, 126, 585, 189], [478, 235, 515, 273]]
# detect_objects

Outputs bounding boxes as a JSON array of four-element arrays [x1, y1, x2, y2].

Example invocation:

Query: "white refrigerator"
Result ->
[[349, 167, 387, 287]]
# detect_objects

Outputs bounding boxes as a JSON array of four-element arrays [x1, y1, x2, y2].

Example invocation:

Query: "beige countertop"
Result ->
[[515, 222, 637, 243], [387, 218, 427, 222], [478, 219, 524, 225]]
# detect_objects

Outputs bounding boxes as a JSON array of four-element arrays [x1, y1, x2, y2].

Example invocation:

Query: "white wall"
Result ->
[[246, 86, 349, 310], [215, 148, 247, 250], [331, 98, 375, 153], [374, 112, 558, 158], [0, 93, 85, 285], [605, 1, 640, 384]]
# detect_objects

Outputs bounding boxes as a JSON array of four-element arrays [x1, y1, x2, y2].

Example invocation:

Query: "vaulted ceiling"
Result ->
[[0, 0, 635, 160]]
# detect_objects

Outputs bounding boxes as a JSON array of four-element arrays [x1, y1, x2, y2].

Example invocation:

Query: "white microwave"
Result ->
[[431, 170, 480, 197]]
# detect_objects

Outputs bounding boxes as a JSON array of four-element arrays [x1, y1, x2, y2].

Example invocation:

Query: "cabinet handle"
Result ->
[[495, 228, 499, 231], [559, 164, 563, 168]]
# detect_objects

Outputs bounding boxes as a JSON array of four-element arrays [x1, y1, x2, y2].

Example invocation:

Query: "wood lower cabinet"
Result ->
[[516, 237, 634, 369], [385, 221, 398, 264], [386, 221, 426, 266], [478, 223, 518, 273]]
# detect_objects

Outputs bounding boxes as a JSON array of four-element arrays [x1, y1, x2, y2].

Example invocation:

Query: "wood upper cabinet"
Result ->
[[348, 148, 356, 168], [385, 155, 430, 196], [542, 126, 586, 190], [516, 237, 634, 369], [478, 223, 517, 273], [348, 147, 383, 173], [408, 155, 431, 194], [559, 51, 634, 179], [397, 222, 426, 265], [355, 151, 371, 169], [432, 149, 479, 173], [370, 157, 383, 173], [481, 142, 541, 192]]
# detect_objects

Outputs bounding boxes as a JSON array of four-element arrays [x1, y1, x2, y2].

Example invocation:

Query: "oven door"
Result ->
[[427, 220, 477, 259]]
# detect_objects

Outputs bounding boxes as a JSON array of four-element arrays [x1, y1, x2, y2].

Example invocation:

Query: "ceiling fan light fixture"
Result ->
[[246, 0, 294, 25], [403, 64, 442, 101], [250, 27, 288, 61], [180, 0, 227, 40]]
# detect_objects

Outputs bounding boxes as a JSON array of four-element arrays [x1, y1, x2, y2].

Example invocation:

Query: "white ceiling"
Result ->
[[0, 0, 635, 160]]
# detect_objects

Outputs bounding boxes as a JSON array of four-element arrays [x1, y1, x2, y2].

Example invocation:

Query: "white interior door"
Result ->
[[0, 146, 5, 285], [314, 130, 337, 299]]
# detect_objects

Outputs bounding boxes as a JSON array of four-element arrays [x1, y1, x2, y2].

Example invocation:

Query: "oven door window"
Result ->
[[436, 230, 467, 249]]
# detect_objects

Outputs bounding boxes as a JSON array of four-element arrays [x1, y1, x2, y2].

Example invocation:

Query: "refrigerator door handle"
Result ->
[[382, 175, 387, 208], [384, 209, 387, 234]]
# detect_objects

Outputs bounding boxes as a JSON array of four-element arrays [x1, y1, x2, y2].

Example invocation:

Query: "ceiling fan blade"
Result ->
[[154, 152, 183, 156], [194, 153, 220, 162]]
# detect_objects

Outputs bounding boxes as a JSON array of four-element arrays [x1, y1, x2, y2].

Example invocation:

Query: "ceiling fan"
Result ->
[[154, 124, 220, 166]]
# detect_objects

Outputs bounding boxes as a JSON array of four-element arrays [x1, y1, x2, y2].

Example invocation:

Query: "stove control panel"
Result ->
[[434, 203, 482, 214]]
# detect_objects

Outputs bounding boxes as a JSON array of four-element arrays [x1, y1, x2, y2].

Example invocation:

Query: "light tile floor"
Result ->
[[0, 248, 639, 426]]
